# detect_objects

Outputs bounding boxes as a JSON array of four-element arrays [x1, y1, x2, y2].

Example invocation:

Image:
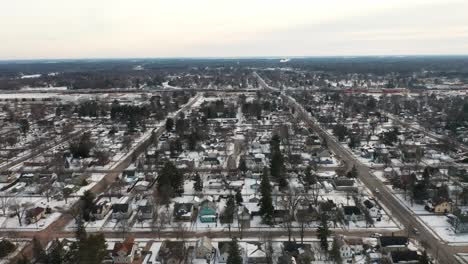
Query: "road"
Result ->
[[0, 94, 203, 261], [385, 111, 468, 153], [254, 72, 461, 264], [0, 123, 98, 173]]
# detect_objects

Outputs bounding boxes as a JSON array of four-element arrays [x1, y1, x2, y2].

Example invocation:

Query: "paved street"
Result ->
[[255, 72, 462, 264]]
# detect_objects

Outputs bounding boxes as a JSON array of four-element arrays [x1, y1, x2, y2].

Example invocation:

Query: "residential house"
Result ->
[[218, 242, 245, 264], [26, 207, 46, 224], [318, 200, 337, 219], [342, 206, 364, 222], [273, 209, 290, 224], [425, 198, 452, 214], [389, 250, 420, 264], [450, 211, 468, 233], [238, 205, 252, 229], [363, 199, 381, 218], [112, 236, 136, 264], [112, 203, 133, 220], [333, 177, 358, 192], [91, 200, 111, 220], [281, 242, 315, 264], [173, 203, 194, 221], [195, 236, 214, 260], [137, 205, 153, 220], [295, 205, 318, 223], [334, 236, 353, 259], [246, 242, 268, 264], [199, 199, 217, 223], [378, 236, 408, 252], [157, 241, 186, 264]]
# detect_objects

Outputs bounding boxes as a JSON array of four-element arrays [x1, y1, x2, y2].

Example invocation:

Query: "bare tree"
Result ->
[[9, 201, 34, 226], [117, 218, 129, 239], [280, 188, 303, 241], [0, 193, 11, 216], [39, 179, 53, 203], [174, 221, 187, 242]]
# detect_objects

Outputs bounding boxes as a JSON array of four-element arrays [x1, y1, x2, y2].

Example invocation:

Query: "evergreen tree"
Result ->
[[32, 237, 45, 262], [80, 190, 96, 221], [270, 151, 287, 188], [158, 161, 184, 195], [317, 214, 331, 255], [48, 239, 64, 264], [349, 165, 358, 178], [235, 189, 243, 205], [330, 236, 342, 263], [223, 195, 236, 235], [419, 250, 429, 264], [72, 218, 108, 264], [19, 119, 30, 135], [165, 118, 174, 131], [238, 158, 247, 174], [75, 216, 87, 242], [16, 255, 30, 264], [259, 167, 274, 225], [227, 238, 243, 264], [194, 173, 203, 192]]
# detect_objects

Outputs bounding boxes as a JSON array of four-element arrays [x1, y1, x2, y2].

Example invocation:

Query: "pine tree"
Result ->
[[75, 216, 87, 242], [16, 255, 30, 264], [194, 173, 203, 192], [330, 236, 342, 263], [235, 189, 243, 205], [48, 239, 64, 264], [259, 167, 274, 225], [419, 250, 429, 264], [349, 165, 358, 178], [158, 161, 184, 195], [317, 214, 331, 255], [32, 237, 45, 262], [270, 151, 287, 188], [227, 238, 243, 264], [238, 158, 247, 174], [224, 195, 236, 235], [165, 118, 174, 131], [80, 190, 95, 221]]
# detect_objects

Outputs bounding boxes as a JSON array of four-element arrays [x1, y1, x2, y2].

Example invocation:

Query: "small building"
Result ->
[[199, 200, 217, 223], [158, 241, 186, 264], [389, 250, 420, 264], [195, 236, 214, 260], [218, 241, 245, 264], [433, 198, 452, 214], [112, 236, 136, 264], [342, 206, 364, 222], [363, 199, 381, 218], [378, 236, 408, 252], [238, 206, 252, 229], [26, 207, 46, 224], [91, 200, 111, 220], [137, 205, 153, 220], [173, 203, 194, 221], [112, 203, 133, 220]]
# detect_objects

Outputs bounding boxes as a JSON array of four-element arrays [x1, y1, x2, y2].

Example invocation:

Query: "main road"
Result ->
[[254, 72, 461, 264]]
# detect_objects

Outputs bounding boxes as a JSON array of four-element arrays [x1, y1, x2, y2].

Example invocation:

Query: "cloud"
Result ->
[[0, 0, 467, 59]]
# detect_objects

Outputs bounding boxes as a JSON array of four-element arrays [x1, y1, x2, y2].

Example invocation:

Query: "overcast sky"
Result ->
[[1, 0, 467, 60]]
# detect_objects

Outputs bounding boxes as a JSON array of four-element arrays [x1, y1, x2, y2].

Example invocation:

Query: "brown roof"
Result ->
[[29, 207, 45, 217], [112, 236, 134, 256]]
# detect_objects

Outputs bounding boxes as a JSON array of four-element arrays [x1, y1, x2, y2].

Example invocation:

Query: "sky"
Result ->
[[1, 0, 467, 60]]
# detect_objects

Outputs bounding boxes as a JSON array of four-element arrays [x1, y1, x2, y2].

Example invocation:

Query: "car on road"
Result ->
[[371, 233, 382, 238], [412, 228, 420, 235]]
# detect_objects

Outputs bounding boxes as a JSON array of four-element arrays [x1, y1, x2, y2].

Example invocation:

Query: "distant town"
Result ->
[[1, 56, 468, 264]]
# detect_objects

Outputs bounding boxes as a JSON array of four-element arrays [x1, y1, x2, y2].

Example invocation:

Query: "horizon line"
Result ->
[[1, 54, 468, 63]]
